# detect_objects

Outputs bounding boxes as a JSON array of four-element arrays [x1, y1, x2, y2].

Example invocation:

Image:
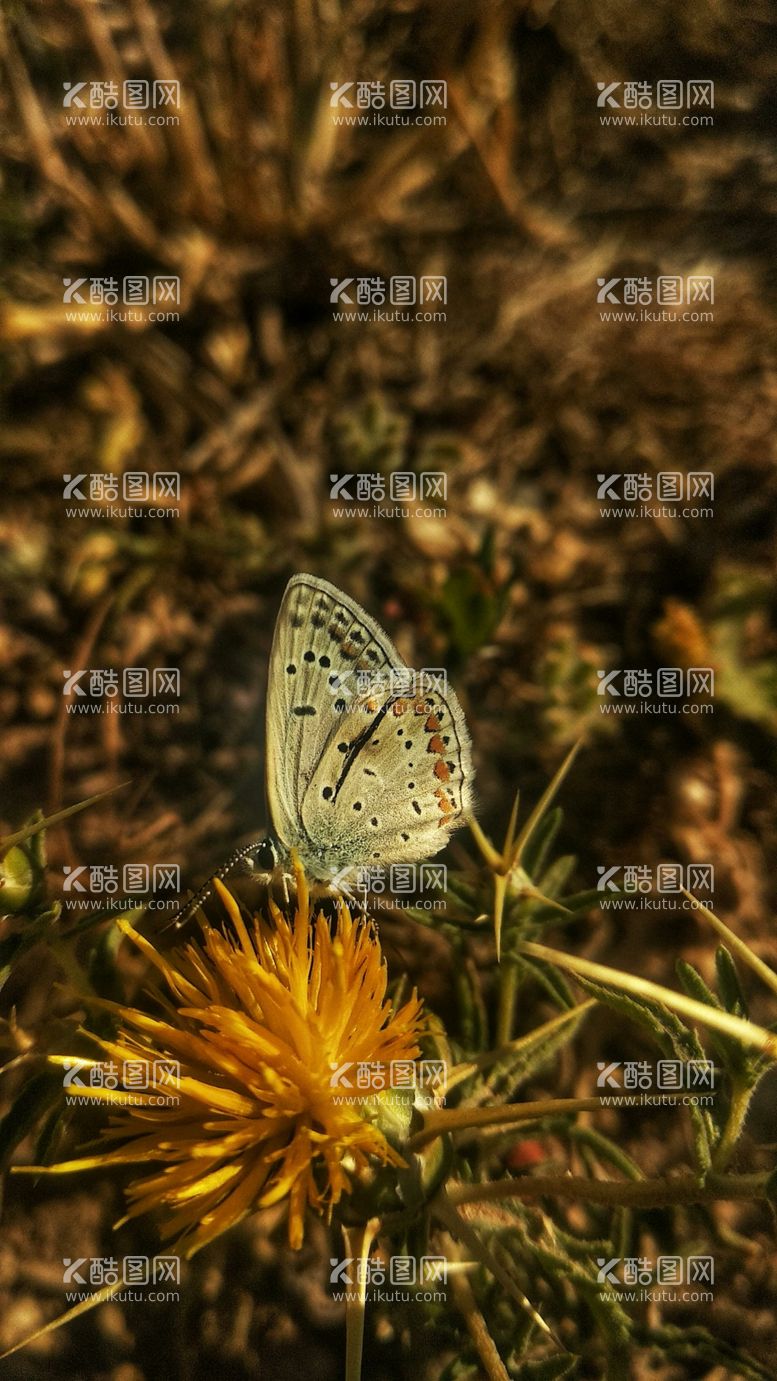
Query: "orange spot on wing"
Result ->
[[425, 714, 441, 731], [427, 734, 445, 754], [433, 760, 450, 781]]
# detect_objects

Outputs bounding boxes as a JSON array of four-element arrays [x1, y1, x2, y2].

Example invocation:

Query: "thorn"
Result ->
[[511, 738, 583, 866], [502, 786, 521, 858], [493, 874, 508, 961]]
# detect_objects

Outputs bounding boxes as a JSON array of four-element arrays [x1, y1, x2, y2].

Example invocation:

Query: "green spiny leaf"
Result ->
[[521, 807, 563, 879], [574, 975, 716, 1174], [676, 959, 749, 1079], [715, 945, 749, 1018]]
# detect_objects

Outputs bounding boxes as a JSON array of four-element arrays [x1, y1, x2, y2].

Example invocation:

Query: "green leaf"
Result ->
[[574, 975, 716, 1174], [433, 564, 510, 665], [676, 959, 749, 1079], [485, 1001, 592, 1099], [715, 945, 748, 1018], [455, 953, 489, 1051], [536, 854, 577, 902], [556, 888, 602, 913], [513, 954, 575, 1010], [521, 807, 563, 879]]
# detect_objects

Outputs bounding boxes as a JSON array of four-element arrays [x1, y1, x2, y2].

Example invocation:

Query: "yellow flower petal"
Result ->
[[24, 872, 424, 1254]]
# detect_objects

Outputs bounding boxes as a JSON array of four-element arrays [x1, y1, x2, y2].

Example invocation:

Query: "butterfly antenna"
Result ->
[[160, 839, 274, 933]]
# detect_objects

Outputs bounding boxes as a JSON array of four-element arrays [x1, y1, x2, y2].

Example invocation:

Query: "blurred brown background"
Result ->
[[1, 0, 776, 1376]]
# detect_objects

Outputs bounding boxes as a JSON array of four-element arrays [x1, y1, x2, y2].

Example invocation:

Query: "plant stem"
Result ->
[[682, 890, 777, 999], [518, 940, 777, 1057], [342, 1218, 379, 1381], [496, 956, 519, 1047], [446, 1239, 511, 1381], [435, 1192, 558, 1345], [0, 783, 131, 851], [447, 1171, 768, 1210], [409, 1096, 604, 1150]]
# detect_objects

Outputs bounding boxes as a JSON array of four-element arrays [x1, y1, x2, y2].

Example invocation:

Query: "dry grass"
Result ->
[[1, 1, 776, 1377]]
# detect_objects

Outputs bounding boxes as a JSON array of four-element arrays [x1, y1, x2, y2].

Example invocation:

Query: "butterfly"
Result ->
[[169, 573, 474, 924]]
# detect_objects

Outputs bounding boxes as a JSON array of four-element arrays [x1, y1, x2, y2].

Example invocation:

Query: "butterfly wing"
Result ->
[[265, 574, 406, 860], [300, 674, 474, 876]]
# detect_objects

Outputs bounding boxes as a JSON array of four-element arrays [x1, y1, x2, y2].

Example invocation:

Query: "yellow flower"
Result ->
[[20, 869, 423, 1255]]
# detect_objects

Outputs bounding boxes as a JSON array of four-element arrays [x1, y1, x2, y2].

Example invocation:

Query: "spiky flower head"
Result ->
[[25, 870, 424, 1255]]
